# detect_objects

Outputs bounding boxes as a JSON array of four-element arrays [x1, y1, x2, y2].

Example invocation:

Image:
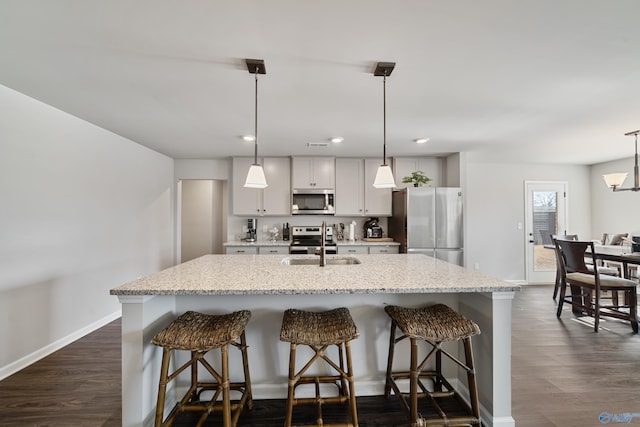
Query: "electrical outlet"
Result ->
[[474, 262, 480, 270]]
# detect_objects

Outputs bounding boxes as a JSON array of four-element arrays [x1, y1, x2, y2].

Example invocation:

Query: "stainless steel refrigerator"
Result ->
[[388, 187, 464, 266]]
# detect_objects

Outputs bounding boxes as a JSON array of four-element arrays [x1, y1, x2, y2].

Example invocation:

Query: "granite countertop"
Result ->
[[224, 241, 291, 247], [111, 254, 518, 296], [223, 240, 400, 247]]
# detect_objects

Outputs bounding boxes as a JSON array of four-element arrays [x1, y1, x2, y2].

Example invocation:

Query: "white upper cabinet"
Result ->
[[393, 157, 442, 189], [262, 157, 291, 215], [335, 158, 364, 215], [291, 157, 335, 189], [232, 157, 291, 216], [335, 158, 391, 216], [232, 157, 261, 215]]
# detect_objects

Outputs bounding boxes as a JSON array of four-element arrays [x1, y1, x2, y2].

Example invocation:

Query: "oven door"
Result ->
[[289, 246, 312, 254]]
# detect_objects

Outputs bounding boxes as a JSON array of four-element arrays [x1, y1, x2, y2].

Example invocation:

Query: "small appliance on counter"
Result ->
[[363, 217, 383, 239], [632, 236, 640, 253], [282, 223, 290, 241], [245, 218, 257, 242]]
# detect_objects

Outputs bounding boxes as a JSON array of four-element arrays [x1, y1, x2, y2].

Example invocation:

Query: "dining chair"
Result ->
[[551, 234, 621, 299], [550, 234, 578, 300], [554, 239, 638, 333]]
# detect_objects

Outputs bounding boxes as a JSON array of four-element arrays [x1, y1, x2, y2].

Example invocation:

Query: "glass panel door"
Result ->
[[525, 181, 567, 283]]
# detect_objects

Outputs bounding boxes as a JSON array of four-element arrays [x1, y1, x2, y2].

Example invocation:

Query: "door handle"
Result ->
[[529, 240, 535, 243]]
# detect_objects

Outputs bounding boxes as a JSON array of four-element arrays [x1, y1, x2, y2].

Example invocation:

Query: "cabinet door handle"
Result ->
[[269, 250, 277, 253], [380, 249, 388, 253], [237, 250, 245, 253]]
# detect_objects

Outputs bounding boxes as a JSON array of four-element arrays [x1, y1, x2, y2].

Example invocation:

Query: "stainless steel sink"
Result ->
[[281, 257, 361, 266]]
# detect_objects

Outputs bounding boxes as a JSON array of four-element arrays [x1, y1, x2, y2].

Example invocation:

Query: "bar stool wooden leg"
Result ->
[[384, 320, 397, 399], [285, 342, 297, 427], [409, 338, 418, 426], [221, 344, 231, 427], [155, 348, 171, 427], [345, 341, 358, 427], [464, 337, 480, 420], [239, 331, 253, 411]]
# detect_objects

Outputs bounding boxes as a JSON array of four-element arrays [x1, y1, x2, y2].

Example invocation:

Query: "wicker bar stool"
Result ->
[[384, 304, 481, 427], [279, 307, 360, 427], [151, 310, 252, 427]]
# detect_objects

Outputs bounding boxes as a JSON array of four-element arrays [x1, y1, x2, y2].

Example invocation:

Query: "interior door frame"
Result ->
[[524, 180, 568, 284]]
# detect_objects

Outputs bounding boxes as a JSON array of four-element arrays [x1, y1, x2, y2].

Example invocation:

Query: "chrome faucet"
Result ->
[[315, 221, 327, 267]]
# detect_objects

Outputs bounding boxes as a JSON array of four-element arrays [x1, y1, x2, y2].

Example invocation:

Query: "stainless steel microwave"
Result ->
[[291, 189, 335, 215]]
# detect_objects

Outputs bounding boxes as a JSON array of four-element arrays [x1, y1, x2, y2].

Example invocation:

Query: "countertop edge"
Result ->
[[111, 286, 520, 296]]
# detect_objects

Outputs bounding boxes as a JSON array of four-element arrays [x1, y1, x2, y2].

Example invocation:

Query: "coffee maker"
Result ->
[[246, 218, 257, 242]]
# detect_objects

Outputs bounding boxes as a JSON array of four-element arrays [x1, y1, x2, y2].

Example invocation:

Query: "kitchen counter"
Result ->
[[112, 254, 517, 427], [111, 254, 515, 296], [222, 240, 400, 247]]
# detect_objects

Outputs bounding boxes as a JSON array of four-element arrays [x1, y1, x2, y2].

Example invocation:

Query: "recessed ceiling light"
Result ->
[[414, 138, 430, 144], [330, 137, 344, 143], [242, 135, 255, 142]]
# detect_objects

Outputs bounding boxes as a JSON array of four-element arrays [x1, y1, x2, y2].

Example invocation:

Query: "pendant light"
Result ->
[[373, 62, 396, 188], [602, 130, 640, 192], [244, 59, 268, 188]]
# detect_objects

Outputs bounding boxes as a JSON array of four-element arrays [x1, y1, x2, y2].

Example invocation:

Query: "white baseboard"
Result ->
[[0, 310, 121, 381]]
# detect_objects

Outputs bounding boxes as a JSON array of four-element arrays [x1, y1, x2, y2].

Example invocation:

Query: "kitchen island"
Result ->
[[111, 254, 518, 427]]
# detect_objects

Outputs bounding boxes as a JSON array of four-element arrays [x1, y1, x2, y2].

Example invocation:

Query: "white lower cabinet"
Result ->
[[368, 245, 400, 254], [338, 245, 400, 254], [225, 246, 258, 255], [338, 246, 369, 255], [225, 245, 289, 255], [258, 246, 289, 255]]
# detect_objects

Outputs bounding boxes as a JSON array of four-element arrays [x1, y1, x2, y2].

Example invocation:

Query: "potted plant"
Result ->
[[402, 171, 431, 187]]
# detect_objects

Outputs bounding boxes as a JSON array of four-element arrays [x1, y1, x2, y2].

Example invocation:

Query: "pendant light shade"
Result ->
[[603, 130, 640, 192], [373, 62, 396, 189], [245, 164, 268, 188], [373, 165, 396, 188], [244, 59, 268, 189], [602, 172, 628, 190]]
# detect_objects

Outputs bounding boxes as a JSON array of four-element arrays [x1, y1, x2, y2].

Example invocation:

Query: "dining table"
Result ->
[[592, 251, 640, 279]]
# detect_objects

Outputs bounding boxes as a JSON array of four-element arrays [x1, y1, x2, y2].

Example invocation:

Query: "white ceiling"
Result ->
[[2, 1, 640, 165]]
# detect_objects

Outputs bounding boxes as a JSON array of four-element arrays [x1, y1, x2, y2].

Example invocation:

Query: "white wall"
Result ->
[[465, 158, 591, 282], [590, 158, 640, 238], [0, 85, 174, 378]]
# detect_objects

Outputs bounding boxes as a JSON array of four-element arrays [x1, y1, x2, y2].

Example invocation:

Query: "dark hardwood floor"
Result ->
[[1, 285, 639, 426]]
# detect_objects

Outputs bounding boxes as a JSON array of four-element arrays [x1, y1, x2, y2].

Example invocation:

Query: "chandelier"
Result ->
[[602, 130, 640, 192]]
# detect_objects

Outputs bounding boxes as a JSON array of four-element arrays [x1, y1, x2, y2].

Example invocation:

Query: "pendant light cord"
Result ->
[[254, 67, 259, 166], [634, 132, 639, 189], [383, 72, 387, 166]]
